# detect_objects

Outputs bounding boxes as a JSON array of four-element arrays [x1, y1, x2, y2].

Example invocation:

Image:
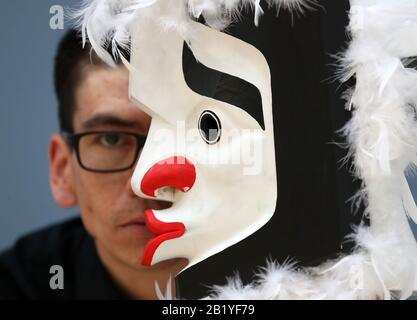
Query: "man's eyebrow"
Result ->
[[82, 114, 138, 130]]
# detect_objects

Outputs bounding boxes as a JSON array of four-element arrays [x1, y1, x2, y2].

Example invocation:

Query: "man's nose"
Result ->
[[138, 156, 196, 202]]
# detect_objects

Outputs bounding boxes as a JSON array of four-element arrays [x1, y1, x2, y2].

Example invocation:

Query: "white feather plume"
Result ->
[[204, 224, 417, 300], [72, 0, 157, 66], [155, 275, 175, 300], [72, 0, 313, 65]]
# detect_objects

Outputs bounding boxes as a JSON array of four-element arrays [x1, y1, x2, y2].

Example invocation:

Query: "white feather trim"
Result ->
[[204, 225, 417, 300], [72, 0, 313, 65], [72, 0, 157, 66], [155, 275, 175, 300], [204, 248, 384, 300]]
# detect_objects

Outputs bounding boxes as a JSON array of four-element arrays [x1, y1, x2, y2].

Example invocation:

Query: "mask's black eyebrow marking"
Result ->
[[182, 43, 265, 130]]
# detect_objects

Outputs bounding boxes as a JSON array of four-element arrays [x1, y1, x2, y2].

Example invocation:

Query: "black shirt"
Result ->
[[0, 217, 128, 300]]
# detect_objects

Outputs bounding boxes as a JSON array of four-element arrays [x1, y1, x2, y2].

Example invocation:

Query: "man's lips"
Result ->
[[120, 216, 145, 227], [118, 200, 172, 228], [119, 215, 152, 239], [139, 156, 196, 267], [141, 209, 185, 266]]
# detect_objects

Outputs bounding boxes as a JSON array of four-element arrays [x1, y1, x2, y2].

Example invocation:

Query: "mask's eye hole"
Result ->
[[198, 110, 221, 145]]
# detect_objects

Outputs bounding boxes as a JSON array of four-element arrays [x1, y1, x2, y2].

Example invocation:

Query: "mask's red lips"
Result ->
[[139, 156, 196, 267], [141, 209, 185, 266]]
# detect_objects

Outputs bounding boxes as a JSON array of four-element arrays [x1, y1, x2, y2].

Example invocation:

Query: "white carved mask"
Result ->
[[128, 4, 277, 272]]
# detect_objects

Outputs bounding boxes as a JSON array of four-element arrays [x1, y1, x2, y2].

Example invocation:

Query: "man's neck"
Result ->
[[95, 241, 188, 300]]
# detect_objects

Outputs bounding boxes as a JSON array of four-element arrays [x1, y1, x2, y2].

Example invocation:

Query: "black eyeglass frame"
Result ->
[[62, 131, 147, 173]]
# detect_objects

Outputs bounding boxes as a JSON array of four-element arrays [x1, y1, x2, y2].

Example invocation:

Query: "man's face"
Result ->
[[66, 65, 182, 269]]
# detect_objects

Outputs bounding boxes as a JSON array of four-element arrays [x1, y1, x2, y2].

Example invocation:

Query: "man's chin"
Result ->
[[114, 246, 189, 273], [114, 247, 149, 270]]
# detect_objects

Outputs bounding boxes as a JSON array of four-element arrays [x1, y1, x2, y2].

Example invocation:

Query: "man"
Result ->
[[0, 29, 188, 299]]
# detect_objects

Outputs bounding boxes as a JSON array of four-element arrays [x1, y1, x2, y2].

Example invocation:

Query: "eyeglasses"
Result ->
[[62, 131, 147, 173]]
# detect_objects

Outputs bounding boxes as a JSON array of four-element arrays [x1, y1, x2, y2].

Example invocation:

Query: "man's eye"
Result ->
[[99, 133, 123, 147]]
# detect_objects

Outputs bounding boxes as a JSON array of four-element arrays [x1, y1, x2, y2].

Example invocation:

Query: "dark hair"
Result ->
[[54, 29, 127, 133]]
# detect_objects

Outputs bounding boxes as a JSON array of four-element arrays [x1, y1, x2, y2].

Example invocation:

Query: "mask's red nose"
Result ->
[[140, 156, 196, 197]]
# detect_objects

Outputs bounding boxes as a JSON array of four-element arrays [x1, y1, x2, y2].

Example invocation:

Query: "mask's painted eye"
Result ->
[[198, 110, 221, 145]]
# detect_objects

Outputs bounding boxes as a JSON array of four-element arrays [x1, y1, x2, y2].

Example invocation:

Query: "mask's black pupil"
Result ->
[[199, 111, 221, 144]]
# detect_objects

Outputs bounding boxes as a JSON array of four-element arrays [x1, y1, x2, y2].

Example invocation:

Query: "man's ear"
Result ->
[[48, 133, 77, 208]]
